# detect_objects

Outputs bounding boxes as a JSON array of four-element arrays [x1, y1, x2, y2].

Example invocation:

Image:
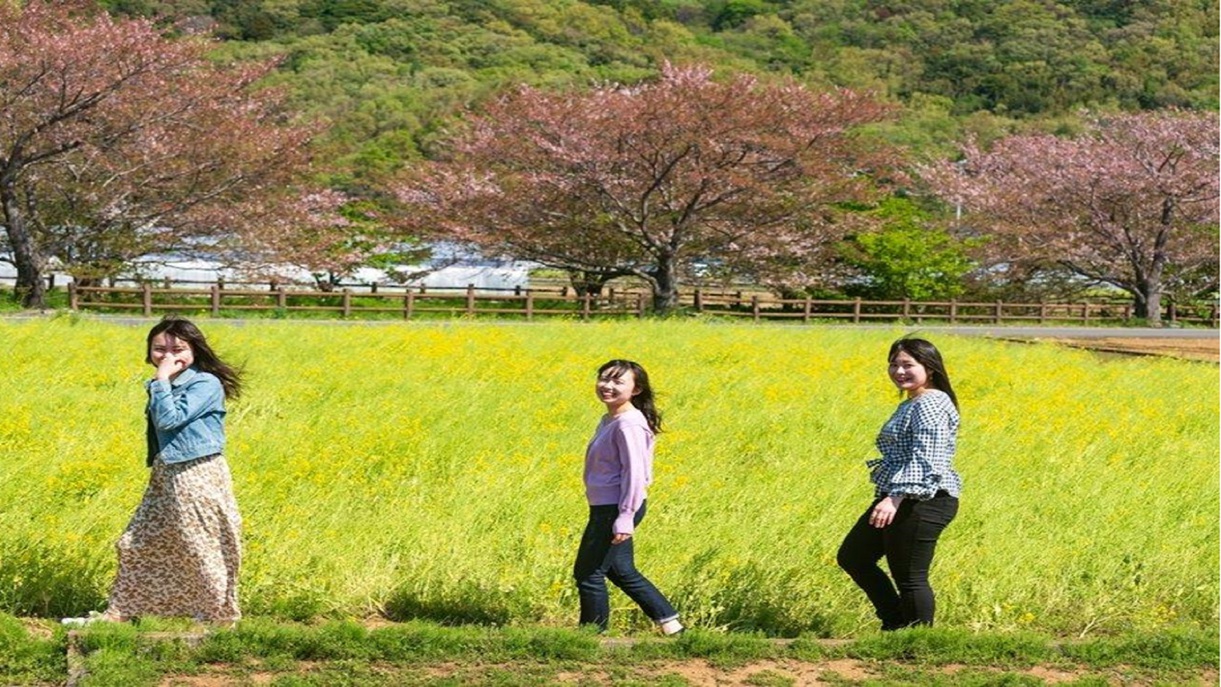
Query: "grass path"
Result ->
[[8, 617, 1209, 686]]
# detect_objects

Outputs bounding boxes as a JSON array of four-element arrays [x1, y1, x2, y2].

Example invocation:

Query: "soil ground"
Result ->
[[1009, 336, 1219, 362], [152, 659, 1219, 686]]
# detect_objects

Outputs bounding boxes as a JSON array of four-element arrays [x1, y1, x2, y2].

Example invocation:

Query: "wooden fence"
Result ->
[[65, 280, 1220, 327]]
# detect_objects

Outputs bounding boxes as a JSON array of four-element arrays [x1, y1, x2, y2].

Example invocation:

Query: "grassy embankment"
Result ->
[[1, 614, 1217, 685]]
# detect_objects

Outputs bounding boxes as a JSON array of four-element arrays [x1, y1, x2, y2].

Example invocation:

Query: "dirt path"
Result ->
[[1007, 336, 1219, 362], [154, 659, 1218, 686]]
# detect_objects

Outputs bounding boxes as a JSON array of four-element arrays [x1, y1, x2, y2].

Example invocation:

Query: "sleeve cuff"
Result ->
[[613, 513, 635, 535]]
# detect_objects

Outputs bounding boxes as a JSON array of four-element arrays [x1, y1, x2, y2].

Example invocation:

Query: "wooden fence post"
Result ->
[[581, 292, 591, 321], [902, 298, 911, 320], [68, 281, 78, 310], [210, 285, 220, 316], [1082, 301, 1090, 324], [751, 295, 760, 322], [1039, 301, 1047, 325], [370, 281, 378, 294], [694, 288, 704, 312], [1167, 300, 1177, 325], [342, 289, 352, 317], [636, 293, 645, 318], [853, 297, 862, 324], [525, 290, 534, 321], [276, 287, 287, 311], [465, 284, 476, 316], [949, 299, 958, 324], [994, 300, 1003, 324], [142, 283, 153, 316], [404, 291, 414, 320], [803, 297, 812, 324]]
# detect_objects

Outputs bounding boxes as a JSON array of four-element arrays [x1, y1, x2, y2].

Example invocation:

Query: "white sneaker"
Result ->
[[61, 611, 122, 626], [660, 619, 685, 636]]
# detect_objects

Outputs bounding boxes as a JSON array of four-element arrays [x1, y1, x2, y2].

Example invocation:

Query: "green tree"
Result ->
[[840, 198, 979, 301]]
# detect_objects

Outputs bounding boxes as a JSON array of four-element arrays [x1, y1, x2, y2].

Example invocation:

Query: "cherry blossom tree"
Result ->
[[395, 64, 897, 312], [0, 1, 319, 308], [926, 111, 1218, 325], [236, 191, 430, 290]]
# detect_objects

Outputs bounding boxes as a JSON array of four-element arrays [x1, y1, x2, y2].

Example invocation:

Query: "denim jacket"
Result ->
[[145, 367, 227, 466]]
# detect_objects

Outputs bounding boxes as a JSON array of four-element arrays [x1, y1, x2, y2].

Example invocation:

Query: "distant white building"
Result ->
[[0, 253, 535, 293]]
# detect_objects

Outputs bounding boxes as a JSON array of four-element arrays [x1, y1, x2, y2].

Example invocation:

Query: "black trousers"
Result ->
[[572, 501, 678, 631], [837, 492, 958, 629]]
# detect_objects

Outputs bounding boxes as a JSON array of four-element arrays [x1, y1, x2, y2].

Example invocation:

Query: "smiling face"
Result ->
[[149, 332, 195, 374], [888, 349, 930, 398], [595, 366, 640, 413]]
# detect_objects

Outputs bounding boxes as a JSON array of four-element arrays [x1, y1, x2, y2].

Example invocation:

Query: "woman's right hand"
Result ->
[[869, 494, 903, 528], [155, 354, 186, 381]]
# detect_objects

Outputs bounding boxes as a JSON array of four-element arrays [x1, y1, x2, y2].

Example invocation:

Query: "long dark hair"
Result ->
[[597, 359, 662, 434], [146, 316, 243, 400], [889, 337, 958, 410]]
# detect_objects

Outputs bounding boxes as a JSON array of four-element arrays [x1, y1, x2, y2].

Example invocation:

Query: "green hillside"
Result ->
[[99, 0, 1219, 186]]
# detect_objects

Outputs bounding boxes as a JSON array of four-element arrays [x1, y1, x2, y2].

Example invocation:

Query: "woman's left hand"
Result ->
[[869, 495, 904, 528], [611, 533, 632, 545]]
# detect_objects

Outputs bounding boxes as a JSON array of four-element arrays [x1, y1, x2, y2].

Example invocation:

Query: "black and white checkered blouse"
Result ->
[[866, 388, 962, 499]]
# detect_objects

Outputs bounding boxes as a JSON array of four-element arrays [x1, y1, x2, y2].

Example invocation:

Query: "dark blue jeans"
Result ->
[[837, 492, 958, 629], [573, 501, 678, 631]]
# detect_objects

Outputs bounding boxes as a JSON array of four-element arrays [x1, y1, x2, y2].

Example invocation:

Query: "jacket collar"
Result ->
[[170, 366, 199, 387]]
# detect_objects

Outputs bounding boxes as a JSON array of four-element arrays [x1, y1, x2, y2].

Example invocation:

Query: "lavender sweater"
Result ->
[[584, 408, 654, 535]]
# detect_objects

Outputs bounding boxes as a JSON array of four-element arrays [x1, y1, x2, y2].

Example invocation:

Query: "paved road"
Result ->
[[827, 324, 1220, 339], [3, 312, 1218, 339]]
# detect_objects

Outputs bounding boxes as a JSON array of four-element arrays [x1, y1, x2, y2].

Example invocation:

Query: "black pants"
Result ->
[[572, 501, 678, 631], [837, 492, 958, 629]]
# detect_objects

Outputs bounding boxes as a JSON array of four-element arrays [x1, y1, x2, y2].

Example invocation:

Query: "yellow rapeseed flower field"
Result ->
[[0, 317, 1215, 637]]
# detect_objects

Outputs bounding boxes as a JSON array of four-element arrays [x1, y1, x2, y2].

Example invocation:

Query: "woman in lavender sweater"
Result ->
[[572, 359, 684, 635]]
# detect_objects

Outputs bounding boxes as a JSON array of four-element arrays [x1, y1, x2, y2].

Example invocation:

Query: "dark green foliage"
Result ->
[[840, 197, 981, 302], [100, 0, 1215, 191]]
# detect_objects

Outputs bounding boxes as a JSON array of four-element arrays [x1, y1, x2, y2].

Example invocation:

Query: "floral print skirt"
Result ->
[[108, 454, 242, 622]]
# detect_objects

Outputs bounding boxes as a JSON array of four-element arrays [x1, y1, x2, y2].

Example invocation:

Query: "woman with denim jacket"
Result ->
[[64, 316, 244, 626], [837, 338, 962, 631]]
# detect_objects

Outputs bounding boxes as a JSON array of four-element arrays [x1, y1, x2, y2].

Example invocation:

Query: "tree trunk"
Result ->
[[1135, 275, 1164, 327], [1136, 210, 1171, 327], [2, 182, 47, 309], [566, 270, 610, 298], [650, 252, 681, 314]]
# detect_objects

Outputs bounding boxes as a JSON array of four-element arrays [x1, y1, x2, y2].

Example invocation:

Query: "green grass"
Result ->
[[0, 316, 1216, 641], [0, 615, 1214, 686]]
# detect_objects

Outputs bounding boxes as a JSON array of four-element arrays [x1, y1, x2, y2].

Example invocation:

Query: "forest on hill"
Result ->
[[3, 1, 1216, 320], [97, 0, 1219, 188]]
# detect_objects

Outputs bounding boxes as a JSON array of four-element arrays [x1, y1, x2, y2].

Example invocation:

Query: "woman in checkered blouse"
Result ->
[[837, 337, 962, 630]]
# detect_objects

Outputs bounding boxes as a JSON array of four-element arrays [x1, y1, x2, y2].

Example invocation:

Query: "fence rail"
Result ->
[[64, 281, 1220, 327]]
